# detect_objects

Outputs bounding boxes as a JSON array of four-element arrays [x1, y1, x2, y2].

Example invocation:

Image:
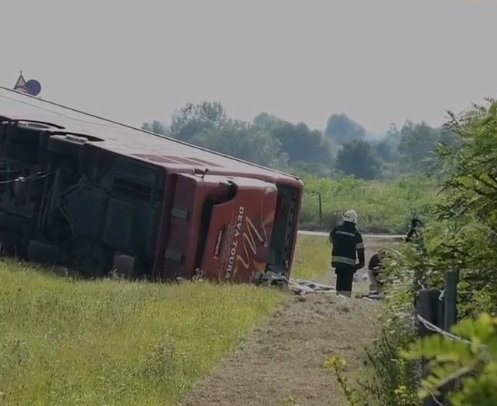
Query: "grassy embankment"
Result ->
[[0, 235, 329, 405]]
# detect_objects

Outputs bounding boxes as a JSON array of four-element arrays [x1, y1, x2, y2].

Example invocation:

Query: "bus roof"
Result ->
[[0, 86, 300, 180]]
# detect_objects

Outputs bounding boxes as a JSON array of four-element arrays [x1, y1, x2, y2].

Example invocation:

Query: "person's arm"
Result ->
[[355, 232, 365, 271], [368, 254, 379, 271]]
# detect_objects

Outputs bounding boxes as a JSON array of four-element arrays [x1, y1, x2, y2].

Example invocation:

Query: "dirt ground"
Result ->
[[181, 237, 392, 406]]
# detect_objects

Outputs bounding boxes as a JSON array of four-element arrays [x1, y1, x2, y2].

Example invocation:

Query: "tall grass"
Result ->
[[0, 235, 326, 405], [291, 234, 331, 280], [0, 261, 283, 405], [301, 175, 439, 233]]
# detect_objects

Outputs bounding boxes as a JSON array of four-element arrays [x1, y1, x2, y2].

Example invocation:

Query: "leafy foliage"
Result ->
[[170, 101, 227, 142], [325, 113, 366, 145], [142, 120, 168, 135], [402, 313, 497, 405], [409, 99, 497, 318], [374, 124, 401, 163], [167, 102, 288, 168], [438, 100, 497, 225], [335, 140, 382, 180], [398, 121, 442, 175], [324, 356, 365, 406], [267, 121, 332, 165], [192, 119, 288, 168]]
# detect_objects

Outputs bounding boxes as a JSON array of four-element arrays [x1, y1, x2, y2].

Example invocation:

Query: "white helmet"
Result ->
[[343, 209, 358, 224]]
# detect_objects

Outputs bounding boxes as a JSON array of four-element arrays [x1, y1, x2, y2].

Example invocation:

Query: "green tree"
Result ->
[[192, 119, 288, 169], [142, 120, 168, 135], [375, 123, 402, 162], [142, 102, 288, 169], [269, 122, 332, 165], [170, 101, 227, 141], [325, 113, 366, 145], [335, 140, 382, 180], [252, 113, 333, 166], [429, 100, 497, 315], [398, 121, 442, 174], [252, 112, 284, 130]]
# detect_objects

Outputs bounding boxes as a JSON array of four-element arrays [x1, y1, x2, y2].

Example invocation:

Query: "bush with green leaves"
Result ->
[[391, 99, 497, 318], [403, 313, 497, 405]]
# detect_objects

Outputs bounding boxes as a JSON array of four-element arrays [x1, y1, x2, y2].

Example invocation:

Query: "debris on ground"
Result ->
[[288, 279, 335, 295], [257, 271, 289, 287], [355, 291, 385, 300]]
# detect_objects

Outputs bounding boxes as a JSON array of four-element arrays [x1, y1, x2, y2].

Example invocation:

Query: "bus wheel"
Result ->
[[112, 254, 137, 279]]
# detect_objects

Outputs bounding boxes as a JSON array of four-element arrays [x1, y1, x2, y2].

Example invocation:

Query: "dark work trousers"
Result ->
[[335, 266, 355, 293]]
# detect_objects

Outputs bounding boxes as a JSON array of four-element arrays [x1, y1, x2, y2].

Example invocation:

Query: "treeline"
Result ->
[[142, 101, 461, 180]]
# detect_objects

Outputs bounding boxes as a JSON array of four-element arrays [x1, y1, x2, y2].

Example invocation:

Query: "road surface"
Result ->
[[298, 230, 405, 239]]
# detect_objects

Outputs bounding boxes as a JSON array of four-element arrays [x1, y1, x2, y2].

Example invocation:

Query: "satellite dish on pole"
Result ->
[[24, 80, 41, 96], [13, 71, 42, 97]]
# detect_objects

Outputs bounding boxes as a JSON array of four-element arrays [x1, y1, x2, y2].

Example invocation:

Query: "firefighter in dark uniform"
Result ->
[[329, 210, 365, 297], [406, 217, 426, 255]]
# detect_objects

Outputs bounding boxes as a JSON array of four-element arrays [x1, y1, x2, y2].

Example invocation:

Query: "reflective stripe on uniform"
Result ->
[[331, 256, 356, 266], [336, 230, 355, 237], [356, 242, 364, 249]]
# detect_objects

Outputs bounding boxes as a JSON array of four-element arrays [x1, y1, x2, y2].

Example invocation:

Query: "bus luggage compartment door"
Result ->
[[200, 179, 278, 284]]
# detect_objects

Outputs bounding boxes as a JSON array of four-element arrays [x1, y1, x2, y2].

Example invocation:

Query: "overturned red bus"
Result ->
[[0, 87, 303, 284]]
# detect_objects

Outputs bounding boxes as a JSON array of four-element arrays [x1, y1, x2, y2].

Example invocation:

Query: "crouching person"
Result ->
[[329, 210, 365, 297], [368, 249, 386, 294]]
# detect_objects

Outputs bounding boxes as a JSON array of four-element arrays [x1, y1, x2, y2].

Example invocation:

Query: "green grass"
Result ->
[[0, 235, 326, 405], [290, 234, 331, 280], [300, 174, 439, 233], [0, 262, 283, 405]]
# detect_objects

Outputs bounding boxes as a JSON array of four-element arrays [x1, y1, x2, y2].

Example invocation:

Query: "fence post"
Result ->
[[439, 269, 460, 402], [444, 270, 459, 331], [417, 289, 444, 406], [417, 289, 432, 338], [318, 192, 322, 227]]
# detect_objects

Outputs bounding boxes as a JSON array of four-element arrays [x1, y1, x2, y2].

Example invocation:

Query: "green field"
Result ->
[[0, 235, 328, 406], [300, 175, 439, 233]]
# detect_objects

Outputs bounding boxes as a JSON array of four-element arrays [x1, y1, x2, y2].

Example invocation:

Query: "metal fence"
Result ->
[[414, 270, 460, 406]]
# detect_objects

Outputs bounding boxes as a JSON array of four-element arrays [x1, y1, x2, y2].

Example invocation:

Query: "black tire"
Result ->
[[112, 254, 137, 279], [27, 240, 60, 264], [0, 241, 18, 257]]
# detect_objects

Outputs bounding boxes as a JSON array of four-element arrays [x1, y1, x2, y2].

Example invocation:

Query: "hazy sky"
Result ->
[[2, 0, 497, 135]]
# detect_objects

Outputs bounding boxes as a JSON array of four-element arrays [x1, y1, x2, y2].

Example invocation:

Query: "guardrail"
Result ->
[[415, 270, 460, 406]]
